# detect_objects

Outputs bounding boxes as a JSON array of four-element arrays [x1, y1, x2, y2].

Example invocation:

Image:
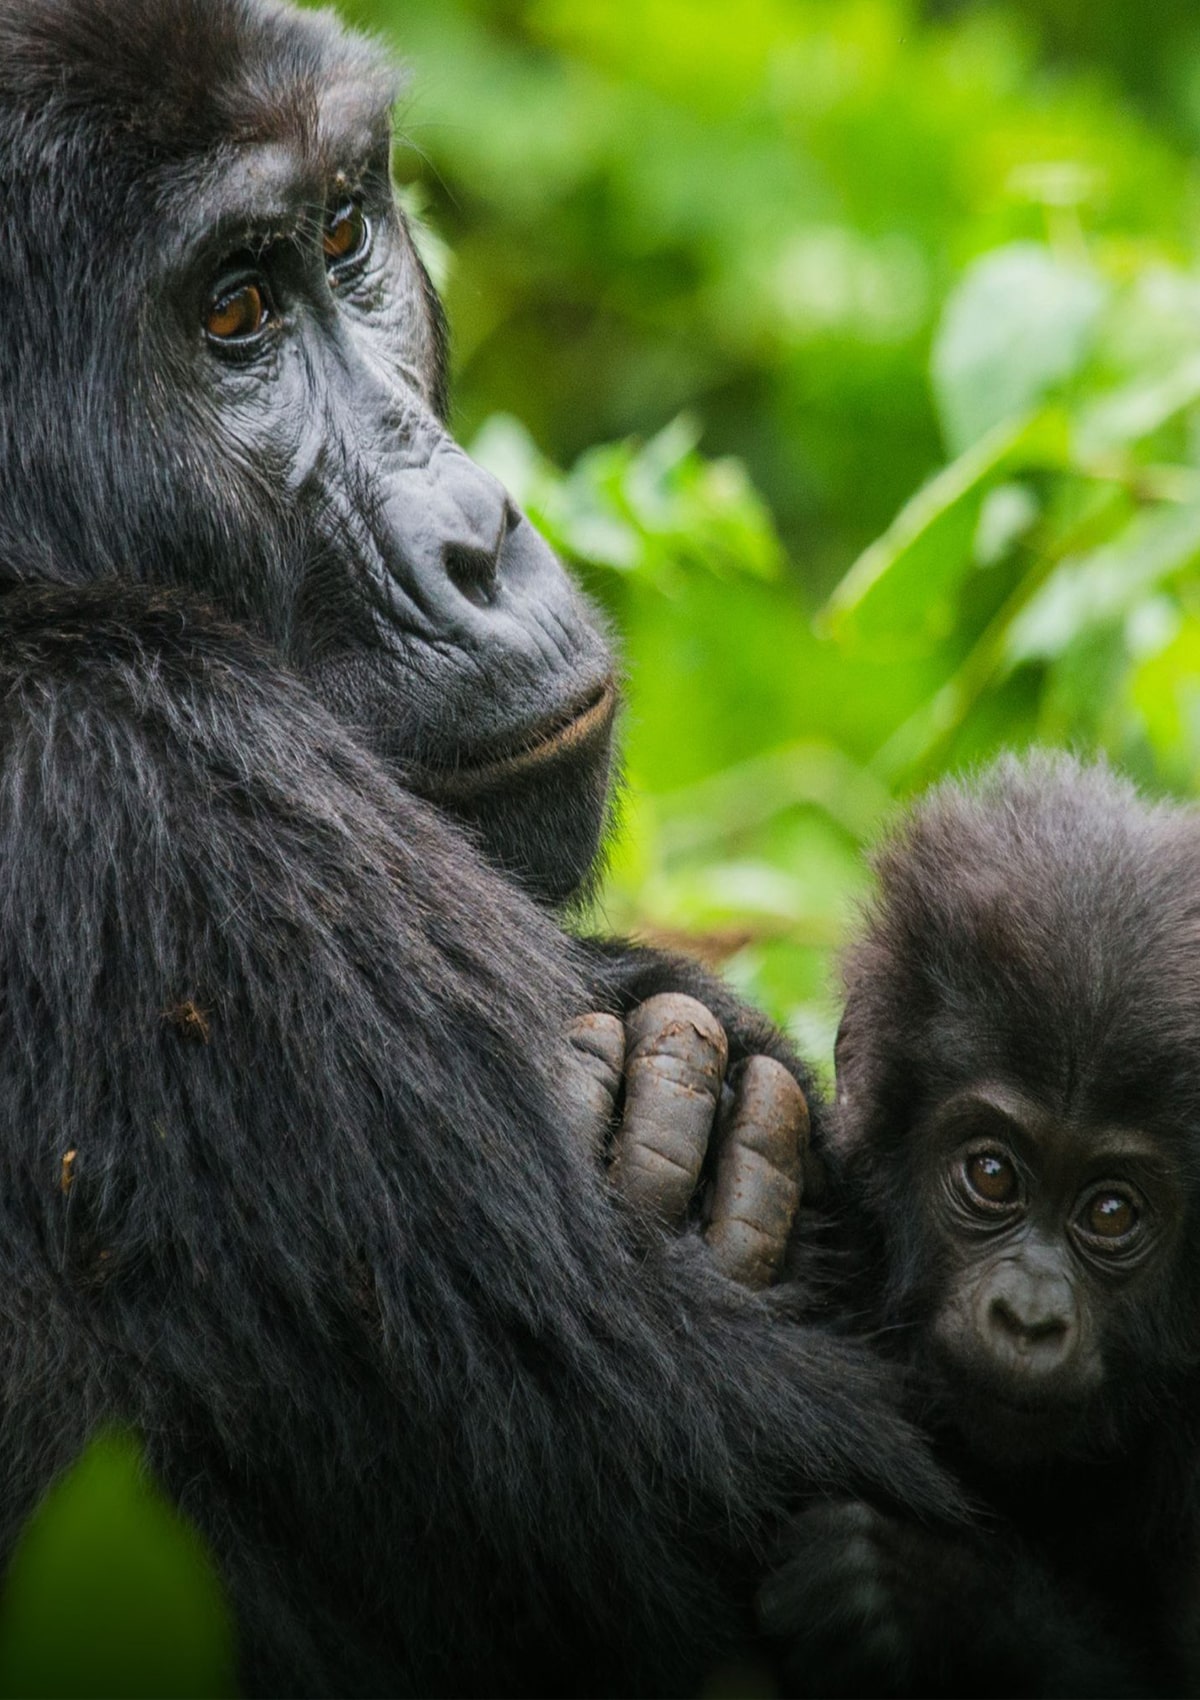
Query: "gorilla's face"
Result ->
[[0, 0, 616, 903]]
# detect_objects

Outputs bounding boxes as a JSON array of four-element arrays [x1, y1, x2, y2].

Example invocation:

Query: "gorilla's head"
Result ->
[[0, 0, 616, 903]]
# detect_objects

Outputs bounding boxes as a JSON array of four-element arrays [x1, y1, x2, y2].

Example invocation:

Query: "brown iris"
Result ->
[[964, 1150, 1019, 1206], [1085, 1191, 1137, 1240], [205, 282, 267, 341], [324, 201, 368, 269]]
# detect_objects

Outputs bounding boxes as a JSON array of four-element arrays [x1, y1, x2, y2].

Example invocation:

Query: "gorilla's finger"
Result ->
[[704, 1055, 806, 1289], [565, 1012, 625, 1161], [609, 994, 728, 1224]]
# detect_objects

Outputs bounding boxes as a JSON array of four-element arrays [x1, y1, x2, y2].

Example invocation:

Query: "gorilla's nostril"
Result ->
[[444, 543, 499, 607], [990, 1295, 1069, 1348]]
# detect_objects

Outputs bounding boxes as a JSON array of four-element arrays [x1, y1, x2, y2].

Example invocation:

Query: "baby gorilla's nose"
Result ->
[[988, 1293, 1070, 1355], [980, 1264, 1078, 1377]]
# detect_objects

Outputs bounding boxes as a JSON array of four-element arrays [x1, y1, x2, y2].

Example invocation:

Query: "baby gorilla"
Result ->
[[763, 754, 1200, 1698]]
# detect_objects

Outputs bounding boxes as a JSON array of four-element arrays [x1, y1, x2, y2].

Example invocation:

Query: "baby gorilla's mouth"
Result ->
[[426, 677, 617, 799], [945, 1379, 1093, 1465]]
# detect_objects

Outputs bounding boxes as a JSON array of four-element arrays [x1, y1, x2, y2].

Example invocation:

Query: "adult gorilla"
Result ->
[[0, 2, 951, 1694]]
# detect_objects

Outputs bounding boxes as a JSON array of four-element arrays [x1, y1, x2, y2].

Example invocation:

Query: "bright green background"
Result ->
[[333, 0, 1200, 1072], [14, 0, 1200, 1689]]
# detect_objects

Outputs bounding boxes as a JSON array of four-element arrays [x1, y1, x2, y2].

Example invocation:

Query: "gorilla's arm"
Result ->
[[0, 583, 955, 1698]]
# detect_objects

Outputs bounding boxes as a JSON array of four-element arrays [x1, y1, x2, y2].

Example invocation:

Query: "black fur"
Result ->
[[765, 755, 1200, 1697], [0, 3, 952, 1694]]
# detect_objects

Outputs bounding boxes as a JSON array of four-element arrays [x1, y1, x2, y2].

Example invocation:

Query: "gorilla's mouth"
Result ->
[[424, 677, 617, 800]]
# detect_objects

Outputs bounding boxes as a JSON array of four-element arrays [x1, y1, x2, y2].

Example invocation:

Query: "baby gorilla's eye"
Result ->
[[324, 200, 370, 275], [205, 279, 270, 344], [1080, 1189, 1140, 1244], [962, 1150, 1020, 1207]]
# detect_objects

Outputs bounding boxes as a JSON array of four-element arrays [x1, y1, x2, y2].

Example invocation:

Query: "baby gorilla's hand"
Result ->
[[758, 1500, 1010, 1699], [568, 993, 807, 1289], [759, 1501, 922, 1696]]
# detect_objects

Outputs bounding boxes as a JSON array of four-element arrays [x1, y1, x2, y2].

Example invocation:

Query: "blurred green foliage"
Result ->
[[330, 0, 1200, 1069], [0, 1432, 236, 1698]]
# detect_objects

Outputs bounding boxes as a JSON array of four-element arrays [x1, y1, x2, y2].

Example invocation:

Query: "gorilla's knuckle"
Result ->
[[625, 993, 728, 1070]]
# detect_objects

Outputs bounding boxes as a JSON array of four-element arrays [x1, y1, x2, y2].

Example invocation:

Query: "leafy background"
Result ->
[[14, 0, 1200, 1690]]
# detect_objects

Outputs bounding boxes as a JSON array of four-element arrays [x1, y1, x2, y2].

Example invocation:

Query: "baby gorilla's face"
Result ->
[[913, 1082, 1185, 1463]]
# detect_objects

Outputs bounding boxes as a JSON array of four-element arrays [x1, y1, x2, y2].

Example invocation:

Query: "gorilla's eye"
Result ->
[[324, 200, 370, 276], [205, 280, 271, 344], [1079, 1189, 1140, 1245], [962, 1150, 1020, 1208]]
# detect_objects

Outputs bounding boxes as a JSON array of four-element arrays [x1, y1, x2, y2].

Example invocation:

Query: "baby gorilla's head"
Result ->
[[834, 753, 1200, 1464]]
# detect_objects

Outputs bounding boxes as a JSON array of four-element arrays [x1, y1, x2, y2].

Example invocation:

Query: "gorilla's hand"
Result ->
[[568, 994, 807, 1289]]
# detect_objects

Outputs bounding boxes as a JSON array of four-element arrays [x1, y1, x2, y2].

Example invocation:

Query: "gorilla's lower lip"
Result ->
[[421, 678, 616, 799]]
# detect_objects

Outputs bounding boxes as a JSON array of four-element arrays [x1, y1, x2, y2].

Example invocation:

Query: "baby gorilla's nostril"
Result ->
[[989, 1294, 1069, 1348]]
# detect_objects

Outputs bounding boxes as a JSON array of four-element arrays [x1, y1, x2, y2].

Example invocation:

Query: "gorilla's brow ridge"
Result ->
[[174, 152, 369, 263]]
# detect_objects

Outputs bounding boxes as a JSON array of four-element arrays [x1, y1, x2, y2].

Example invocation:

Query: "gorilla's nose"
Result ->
[[437, 452, 514, 608], [989, 1294, 1068, 1348], [983, 1275, 1076, 1376], [379, 444, 519, 619]]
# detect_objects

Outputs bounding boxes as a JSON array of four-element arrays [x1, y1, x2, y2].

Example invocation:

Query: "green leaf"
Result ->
[[0, 1431, 236, 1700], [1128, 612, 1200, 788], [1005, 501, 1200, 667], [1073, 351, 1200, 457], [973, 482, 1041, 567], [470, 413, 783, 586], [932, 244, 1107, 455], [653, 737, 893, 855], [468, 414, 554, 511], [823, 409, 1069, 647]]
